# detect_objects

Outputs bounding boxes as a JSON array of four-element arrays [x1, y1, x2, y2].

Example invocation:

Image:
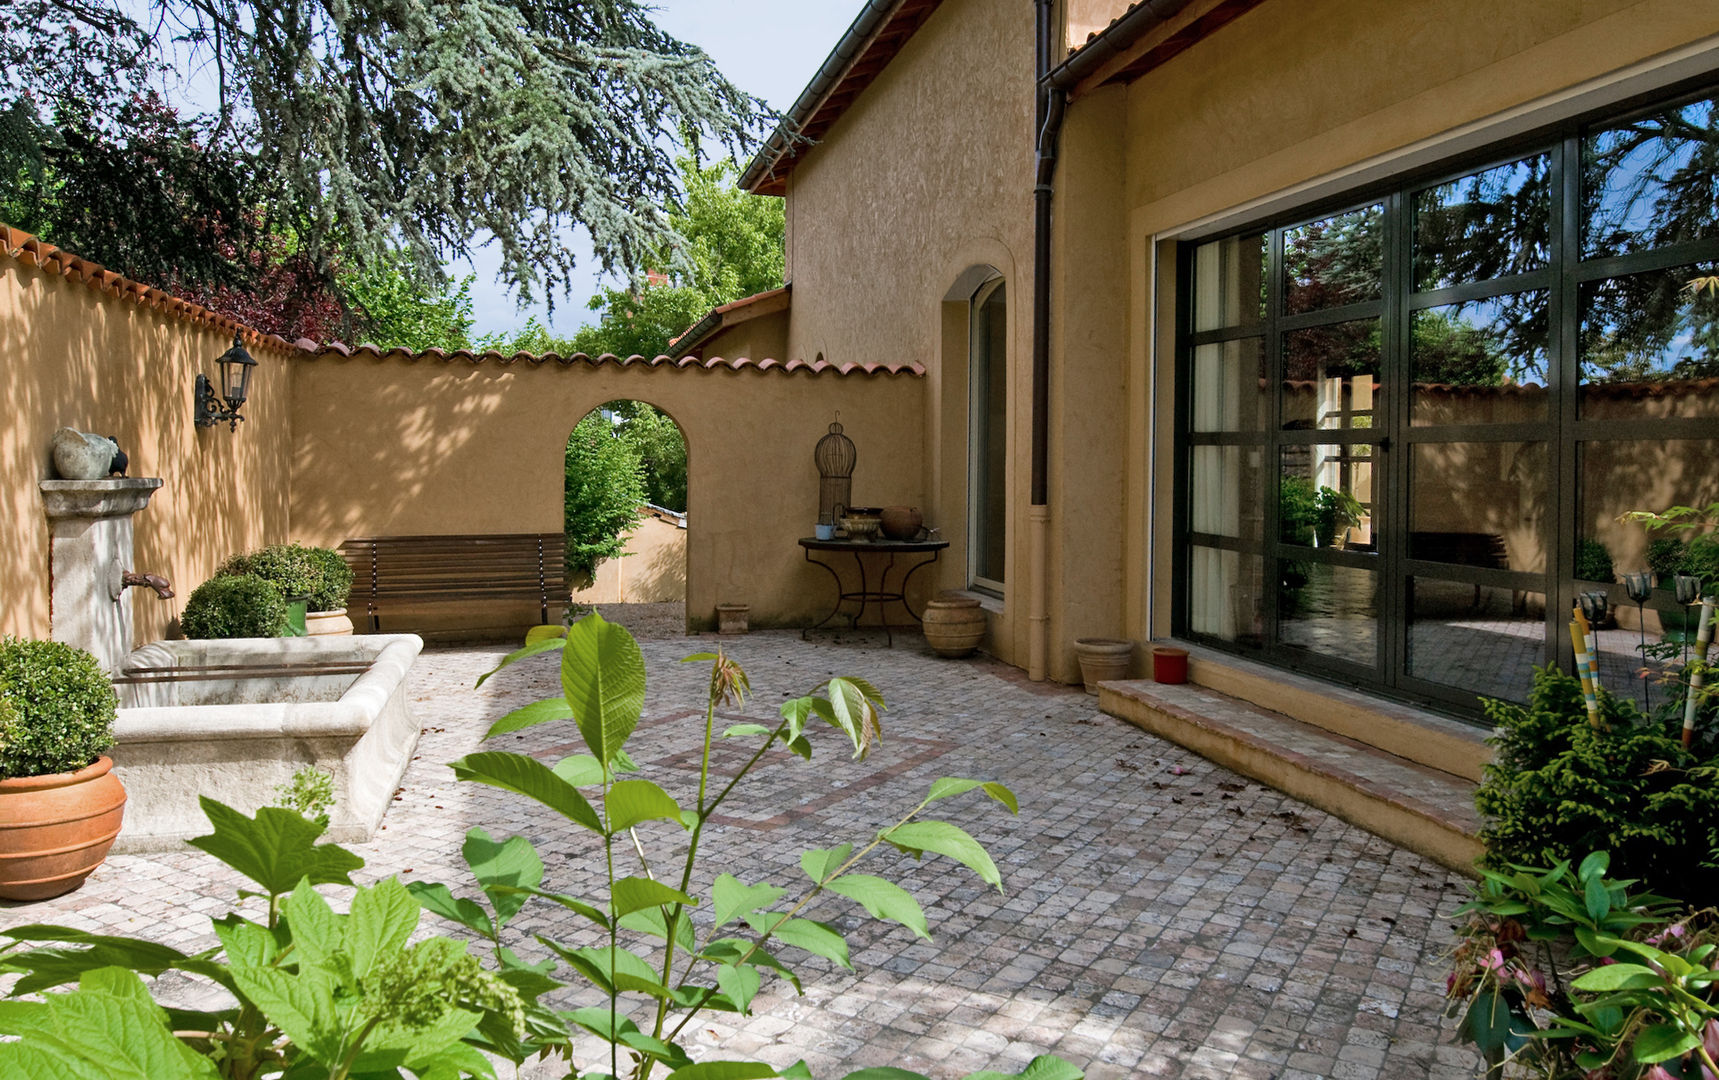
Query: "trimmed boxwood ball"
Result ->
[[302, 546, 353, 612], [181, 575, 289, 639], [219, 543, 352, 612], [0, 637, 118, 778]]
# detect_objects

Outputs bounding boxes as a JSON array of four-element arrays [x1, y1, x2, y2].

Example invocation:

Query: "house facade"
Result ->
[[693, 0, 1719, 713]]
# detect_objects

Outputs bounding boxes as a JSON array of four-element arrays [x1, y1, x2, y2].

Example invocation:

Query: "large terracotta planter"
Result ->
[[1073, 638, 1133, 695], [307, 608, 355, 636], [923, 594, 985, 658], [0, 756, 126, 901]]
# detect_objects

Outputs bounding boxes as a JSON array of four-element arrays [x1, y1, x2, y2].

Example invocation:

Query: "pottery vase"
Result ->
[[0, 756, 126, 901], [923, 594, 985, 657], [1073, 638, 1133, 694], [880, 506, 924, 541]]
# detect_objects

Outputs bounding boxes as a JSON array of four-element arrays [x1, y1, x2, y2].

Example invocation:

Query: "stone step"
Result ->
[[1099, 678, 1483, 875]]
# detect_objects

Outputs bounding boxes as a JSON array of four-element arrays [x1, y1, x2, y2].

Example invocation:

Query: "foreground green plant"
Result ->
[[0, 614, 1076, 1080]]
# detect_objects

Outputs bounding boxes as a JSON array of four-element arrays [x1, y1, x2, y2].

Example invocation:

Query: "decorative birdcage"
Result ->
[[815, 418, 856, 524]]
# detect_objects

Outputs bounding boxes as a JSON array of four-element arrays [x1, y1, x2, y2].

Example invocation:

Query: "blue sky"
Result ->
[[456, 2, 857, 339]]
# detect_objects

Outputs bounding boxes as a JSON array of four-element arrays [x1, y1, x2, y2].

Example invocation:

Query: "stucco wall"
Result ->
[[571, 511, 687, 605], [1, 255, 295, 645], [287, 354, 924, 632], [782, 0, 1036, 664], [1052, 0, 1719, 642]]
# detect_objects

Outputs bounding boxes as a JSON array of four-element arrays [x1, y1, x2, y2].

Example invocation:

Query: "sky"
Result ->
[[455, 2, 859, 339]]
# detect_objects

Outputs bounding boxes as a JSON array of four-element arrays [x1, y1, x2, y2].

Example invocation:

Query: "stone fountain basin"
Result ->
[[111, 634, 423, 853]]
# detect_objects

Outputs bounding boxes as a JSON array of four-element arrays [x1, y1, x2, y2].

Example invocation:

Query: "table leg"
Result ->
[[898, 549, 941, 621], [802, 549, 847, 638]]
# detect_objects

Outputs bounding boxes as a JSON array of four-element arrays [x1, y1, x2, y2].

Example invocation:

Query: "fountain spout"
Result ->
[[121, 571, 175, 600]]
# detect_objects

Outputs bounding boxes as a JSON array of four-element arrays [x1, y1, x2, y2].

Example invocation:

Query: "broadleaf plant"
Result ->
[[0, 611, 1078, 1080]]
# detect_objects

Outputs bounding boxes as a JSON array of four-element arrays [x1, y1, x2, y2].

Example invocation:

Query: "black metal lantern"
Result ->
[[195, 333, 258, 431]]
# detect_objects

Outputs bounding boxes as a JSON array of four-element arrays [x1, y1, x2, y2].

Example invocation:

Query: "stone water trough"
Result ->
[[110, 634, 423, 853]]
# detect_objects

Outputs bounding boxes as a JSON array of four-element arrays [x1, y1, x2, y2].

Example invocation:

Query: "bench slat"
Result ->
[[339, 534, 569, 631]]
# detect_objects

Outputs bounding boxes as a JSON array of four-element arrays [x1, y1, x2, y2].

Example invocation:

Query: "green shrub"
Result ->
[[1685, 534, 1719, 593], [1477, 665, 1719, 903], [1574, 536, 1616, 583], [0, 637, 117, 778], [1647, 536, 1687, 584], [181, 575, 289, 639], [302, 546, 354, 611], [220, 543, 353, 612]]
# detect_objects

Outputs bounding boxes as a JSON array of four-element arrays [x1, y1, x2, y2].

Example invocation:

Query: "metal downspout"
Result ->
[[1028, 0, 1063, 682]]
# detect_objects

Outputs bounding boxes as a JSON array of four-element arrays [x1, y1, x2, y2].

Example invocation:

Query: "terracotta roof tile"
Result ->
[[308, 341, 922, 377], [1, 224, 303, 356]]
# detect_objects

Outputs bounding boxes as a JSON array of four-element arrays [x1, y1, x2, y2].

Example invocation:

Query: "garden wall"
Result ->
[[0, 232, 297, 645], [571, 510, 688, 606]]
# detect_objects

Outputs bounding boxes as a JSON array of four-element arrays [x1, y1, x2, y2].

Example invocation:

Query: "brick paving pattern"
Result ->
[[4, 611, 1482, 1079]]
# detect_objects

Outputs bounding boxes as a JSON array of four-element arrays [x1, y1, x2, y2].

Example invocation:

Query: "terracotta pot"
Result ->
[[880, 506, 924, 541], [1073, 638, 1133, 695], [923, 595, 985, 658], [717, 603, 750, 635], [306, 608, 355, 636], [0, 756, 126, 901]]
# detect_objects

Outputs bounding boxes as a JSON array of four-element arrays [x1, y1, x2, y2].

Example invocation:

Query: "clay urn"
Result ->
[[0, 756, 127, 901], [880, 506, 924, 541], [1073, 638, 1133, 695], [923, 592, 985, 658]]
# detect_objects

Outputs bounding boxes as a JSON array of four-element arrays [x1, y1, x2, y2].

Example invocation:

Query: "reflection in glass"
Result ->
[[1191, 338, 1268, 432], [1191, 446, 1263, 540], [1579, 264, 1719, 419], [1411, 293, 1548, 424], [1280, 445, 1373, 550], [1283, 205, 1383, 315], [1408, 580, 1546, 702], [1189, 546, 1264, 645], [1583, 95, 1719, 259], [1193, 233, 1266, 332], [1278, 563, 1377, 667], [1414, 154, 1551, 291], [1283, 319, 1378, 430], [1578, 440, 1719, 582], [1409, 442, 1546, 573]]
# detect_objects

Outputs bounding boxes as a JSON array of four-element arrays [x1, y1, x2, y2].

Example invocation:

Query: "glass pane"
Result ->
[[1192, 445, 1264, 541], [1278, 562, 1377, 667], [1414, 154, 1551, 291], [1583, 95, 1719, 259], [1189, 546, 1265, 646], [1193, 233, 1266, 332], [1407, 580, 1546, 703], [1409, 442, 1547, 573], [1282, 318, 1379, 430], [1279, 445, 1375, 551], [1578, 439, 1719, 586], [1283, 205, 1384, 315], [1191, 338, 1268, 432], [1579, 264, 1719, 419], [970, 282, 1007, 587], [1410, 292, 1549, 424]]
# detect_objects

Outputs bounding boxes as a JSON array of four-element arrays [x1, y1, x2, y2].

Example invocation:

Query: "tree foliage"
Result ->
[[564, 412, 647, 587], [1, 0, 767, 317]]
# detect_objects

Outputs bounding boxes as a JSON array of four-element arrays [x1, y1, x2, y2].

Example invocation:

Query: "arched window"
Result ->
[[969, 275, 1007, 594]]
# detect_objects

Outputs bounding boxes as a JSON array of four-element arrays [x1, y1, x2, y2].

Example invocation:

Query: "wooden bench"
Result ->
[[339, 534, 568, 633]]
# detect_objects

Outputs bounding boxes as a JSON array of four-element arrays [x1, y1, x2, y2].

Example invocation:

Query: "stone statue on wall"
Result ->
[[51, 429, 127, 480]]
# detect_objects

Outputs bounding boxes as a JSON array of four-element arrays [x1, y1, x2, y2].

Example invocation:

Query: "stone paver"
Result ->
[[4, 613, 1481, 1079]]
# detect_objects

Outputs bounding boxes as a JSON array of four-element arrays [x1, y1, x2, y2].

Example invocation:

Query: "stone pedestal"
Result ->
[[40, 479, 163, 673]]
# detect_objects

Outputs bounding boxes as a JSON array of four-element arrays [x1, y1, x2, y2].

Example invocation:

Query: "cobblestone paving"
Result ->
[[6, 617, 1482, 1079]]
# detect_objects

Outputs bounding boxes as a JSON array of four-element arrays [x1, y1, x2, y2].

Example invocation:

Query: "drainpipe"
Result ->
[[1028, 0, 1063, 682]]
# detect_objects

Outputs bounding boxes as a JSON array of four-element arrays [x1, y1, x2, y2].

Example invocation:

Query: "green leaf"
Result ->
[[0, 926, 191, 995], [405, 882, 494, 937], [779, 697, 814, 744], [824, 875, 929, 939], [1633, 1023, 1701, 1063], [485, 698, 574, 739], [619, 905, 693, 948], [187, 798, 362, 896], [1571, 963, 1662, 991], [717, 963, 761, 1014], [884, 821, 1002, 892], [0, 968, 221, 1080], [713, 874, 789, 930], [1463, 990, 1530, 1054], [964, 1057, 1085, 1080], [799, 844, 853, 885], [501, 886, 610, 930], [701, 939, 802, 993], [283, 879, 341, 969], [925, 778, 1019, 814], [1573, 926, 1619, 958], [822, 677, 883, 759], [606, 779, 685, 833], [211, 916, 277, 969], [762, 917, 851, 970], [525, 625, 567, 645], [560, 611, 647, 767], [664, 1063, 778, 1080], [544, 944, 670, 999], [1577, 850, 1610, 881], [450, 752, 602, 833], [552, 754, 607, 786], [475, 636, 566, 688], [837, 1071, 929, 1080], [723, 723, 772, 738], [347, 878, 420, 979], [463, 828, 545, 927], [1583, 871, 1611, 923], [226, 963, 343, 1063], [612, 876, 697, 918]]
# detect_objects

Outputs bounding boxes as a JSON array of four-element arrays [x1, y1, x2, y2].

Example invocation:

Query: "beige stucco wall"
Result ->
[[699, 308, 788, 363], [1046, 0, 1719, 645], [1, 256, 295, 646], [571, 511, 687, 605], [288, 354, 923, 632], [781, 0, 1037, 665]]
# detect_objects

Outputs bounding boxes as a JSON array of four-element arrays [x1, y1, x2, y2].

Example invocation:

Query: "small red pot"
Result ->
[[1152, 646, 1189, 684]]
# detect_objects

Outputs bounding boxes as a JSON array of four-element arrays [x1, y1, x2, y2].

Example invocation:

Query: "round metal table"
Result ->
[[798, 537, 949, 646]]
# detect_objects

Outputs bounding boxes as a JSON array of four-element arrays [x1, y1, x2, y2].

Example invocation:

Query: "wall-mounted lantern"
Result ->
[[194, 333, 258, 431]]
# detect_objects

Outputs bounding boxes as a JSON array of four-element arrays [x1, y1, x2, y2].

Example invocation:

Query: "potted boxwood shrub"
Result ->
[[302, 545, 355, 636], [0, 637, 126, 901], [180, 575, 290, 639], [221, 544, 355, 636]]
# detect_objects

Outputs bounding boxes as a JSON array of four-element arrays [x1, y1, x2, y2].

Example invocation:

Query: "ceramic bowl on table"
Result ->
[[839, 514, 882, 541]]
